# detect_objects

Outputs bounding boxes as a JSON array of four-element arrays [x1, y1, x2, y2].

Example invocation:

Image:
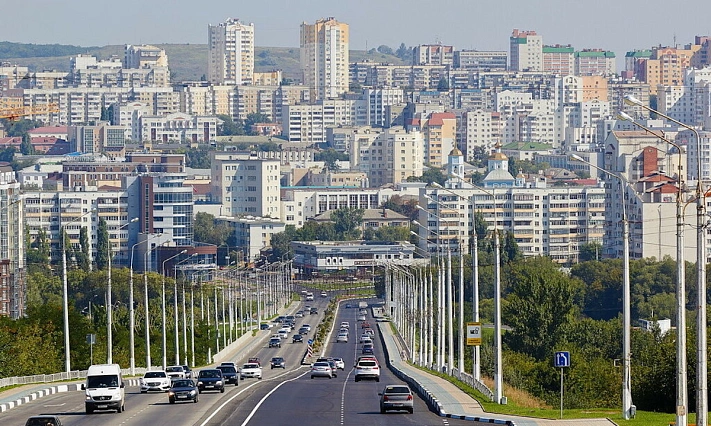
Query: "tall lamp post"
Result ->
[[618, 111, 688, 423], [106, 217, 138, 364], [61, 208, 96, 373], [174, 254, 196, 365], [162, 250, 187, 369], [572, 154, 633, 419], [129, 233, 161, 375]]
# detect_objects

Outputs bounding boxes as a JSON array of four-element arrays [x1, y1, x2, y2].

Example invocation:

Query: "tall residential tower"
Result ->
[[300, 17, 349, 100], [208, 18, 255, 85]]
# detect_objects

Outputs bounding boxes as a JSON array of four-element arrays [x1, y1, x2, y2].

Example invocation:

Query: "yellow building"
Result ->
[[300, 17, 349, 100]]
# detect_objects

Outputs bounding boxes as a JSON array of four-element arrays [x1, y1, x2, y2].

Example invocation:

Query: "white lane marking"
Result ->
[[197, 368, 306, 426], [239, 369, 310, 426], [339, 369, 355, 425], [42, 403, 66, 407]]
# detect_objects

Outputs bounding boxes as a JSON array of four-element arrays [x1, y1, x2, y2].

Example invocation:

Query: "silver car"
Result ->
[[379, 384, 414, 414], [310, 361, 333, 379]]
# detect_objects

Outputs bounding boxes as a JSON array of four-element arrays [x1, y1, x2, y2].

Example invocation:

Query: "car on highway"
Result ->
[[306, 293, 314, 301], [165, 365, 187, 379], [336, 332, 348, 343], [168, 379, 199, 404], [196, 369, 225, 393], [301, 324, 312, 332], [216, 365, 239, 386], [140, 370, 171, 393], [364, 328, 375, 336], [333, 357, 345, 370], [269, 337, 282, 348], [326, 359, 339, 376], [362, 343, 375, 355], [25, 416, 63, 426], [355, 358, 380, 382], [260, 322, 273, 330], [241, 362, 263, 380], [360, 336, 373, 346], [320, 291, 328, 297], [357, 315, 366, 321], [292, 334, 303, 343], [310, 307, 318, 315], [286, 315, 295, 322], [379, 384, 414, 413], [340, 321, 350, 329], [278, 329, 289, 340], [362, 321, 371, 328], [182, 365, 193, 379], [248, 357, 261, 366], [310, 361, 334, 379], [270, 356, 286, 369], [295, 310, 304, 318], [299, 326, 310, 335]]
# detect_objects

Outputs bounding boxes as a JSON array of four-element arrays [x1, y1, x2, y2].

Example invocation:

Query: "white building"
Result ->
[[208, 18, 255, 85], [464, 109, 503, 160], [215, 216, 285, 262], [510, 29, 543, 72], [282, 99, 367, 144], [0, 165, 24, 318], [300, 17, 349, 100], [211, 152, 281, 218], [138, 112, 221, 143]]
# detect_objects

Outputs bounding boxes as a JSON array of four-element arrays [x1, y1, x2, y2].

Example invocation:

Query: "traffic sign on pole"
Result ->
[[466, 322, 481, 346], [554, 351, 570, 368]]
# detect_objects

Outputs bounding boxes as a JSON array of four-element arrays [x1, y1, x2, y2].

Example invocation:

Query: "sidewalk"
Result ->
[[0, 301, 300, 414], [376, 312, 615, 426]]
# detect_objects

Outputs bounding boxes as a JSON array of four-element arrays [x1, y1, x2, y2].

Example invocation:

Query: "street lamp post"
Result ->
[[129, 233, 161, 375], [61, 208, 96, 373], [162, 250, 187, 369], [174, 253, 197, 365], [618, 111, 688, 423], [572, 154, 633, 419], [107, 217, 138, 365]]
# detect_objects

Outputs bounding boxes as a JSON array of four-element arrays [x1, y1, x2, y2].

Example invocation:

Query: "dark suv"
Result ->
[[216, 365, 239, 386], [196, 369, 225, 393], [270, 357, 286, 369]]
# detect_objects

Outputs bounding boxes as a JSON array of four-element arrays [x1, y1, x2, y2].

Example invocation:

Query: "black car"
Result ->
[[292, 334, 303, 343], [299, 326, 309, 335], [196, 369, 225, 393], [168, 379, 199, 404], [25, 416, 63, 426], [216, 365, 239, 386], [270, 357, 286, 369], [310, 307, 318, 315]]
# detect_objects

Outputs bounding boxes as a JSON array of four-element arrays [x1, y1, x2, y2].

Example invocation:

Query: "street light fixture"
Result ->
[[162, 250, 187, 369], [623, 94, 706, 424], [617, 111, 688, 424], [174, 253, 196, 365], [572, 153, 633, 419], [107, 217, 138, 364], [61, 208, 96, 372]]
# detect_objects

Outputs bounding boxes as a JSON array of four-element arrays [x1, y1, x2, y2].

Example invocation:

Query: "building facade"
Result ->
[[300, 17, 350, 100], [208, 18, 255, 85], [211, 152, 281, 218]]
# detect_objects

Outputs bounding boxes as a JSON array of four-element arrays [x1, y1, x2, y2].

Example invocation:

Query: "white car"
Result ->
[[337, 333, 348, 343], [355, 359, 380, 382], [333, 358, 345, 370], [240, 363, 263, 380], [165, 365, 186, 379], [360, 334, 372, 344], [140, 370, 171, 392], [340, 321, 350, 329], [320, 291, 328, 297], [278, 329, 289, 339]]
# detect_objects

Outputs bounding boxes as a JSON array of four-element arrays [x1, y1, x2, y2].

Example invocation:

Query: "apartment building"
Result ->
[[658, 67, 711, 127], [575, 50, 616, 76], [453, 50, 507, 71], [282, 99, 367, 144], [510, 29, 543, 72], [543, 45, 575, 75], [208, 18, 255, 85], [215, 216, 285, 261], [348, 126, 424, 187], [413, 44, 455, 66], [0, 165, 23, 318], [413, 112, 456, 168], [122, 45, 170, 87], [211, 152, 281, 218], [463, 110, 503, 160], [138, 112, 221, 143], [300, 17, 349, 100], [68, 121, 127, 153]]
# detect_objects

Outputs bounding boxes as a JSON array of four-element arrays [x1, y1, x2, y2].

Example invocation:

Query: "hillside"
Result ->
[[0, 42, 408, 83]]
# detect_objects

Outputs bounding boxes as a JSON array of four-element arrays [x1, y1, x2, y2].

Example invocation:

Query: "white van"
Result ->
[[83, 364, 125, 413]]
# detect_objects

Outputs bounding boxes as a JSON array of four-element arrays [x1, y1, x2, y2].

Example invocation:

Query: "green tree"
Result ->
[[373, 226, 411, 242], [216, 114, 245, 136], [503, 256, 582, 361], [244, 113, 271, 134], [578, 242, 602, 262], [193, 212, 231, 246], [501, 231, 522, 264], [571, 259, 623, 320], [96, 217, 109, 270], [377, 45, 394, 55], [331, 208, 364, 240], [380, 195, 419, 221], [314, 149, 348, 171], [182, 147, 211, 168], [269, 226, 298, 261], [437, 77, 450, 91], [20, 136, 34, 155], [78, 226, 90, 271], [406, 167, 447, 186]]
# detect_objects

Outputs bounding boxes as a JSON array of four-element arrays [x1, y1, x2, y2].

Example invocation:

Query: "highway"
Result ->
[[2, 294, 471, 426]]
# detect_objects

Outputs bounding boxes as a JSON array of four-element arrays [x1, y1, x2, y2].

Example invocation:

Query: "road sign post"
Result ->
[[554, 351, 570, 419]]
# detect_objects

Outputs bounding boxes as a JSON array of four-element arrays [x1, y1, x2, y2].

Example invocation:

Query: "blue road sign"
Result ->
[[307, 339, 314, 345], [555, 351, 570, 368]]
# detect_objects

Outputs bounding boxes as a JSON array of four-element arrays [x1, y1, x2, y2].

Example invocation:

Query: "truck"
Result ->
[[82, 364, 125, 414], [359, 301, 368, 309]]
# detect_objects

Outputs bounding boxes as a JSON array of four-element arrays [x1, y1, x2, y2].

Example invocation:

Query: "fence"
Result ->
[[0, 368, 148, 389]]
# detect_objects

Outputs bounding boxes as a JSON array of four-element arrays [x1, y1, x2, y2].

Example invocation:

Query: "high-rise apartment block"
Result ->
[[300, 17, 349, 100], [208, 18, 255, 85], [543, 45, 575, 75], [413, 44, 454, 66], [510, 29, 543, 72]]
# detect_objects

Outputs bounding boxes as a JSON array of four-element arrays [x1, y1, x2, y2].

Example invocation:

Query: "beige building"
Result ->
[[208, 18, 255, 85], [348, 127, 424, 188], [416, 112, 457, 168], [211, 152, 281, 218], [300, 17, 349, 100]]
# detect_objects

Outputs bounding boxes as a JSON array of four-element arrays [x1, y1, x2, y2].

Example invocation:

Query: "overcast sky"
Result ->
[[4, 0, 711, 58]]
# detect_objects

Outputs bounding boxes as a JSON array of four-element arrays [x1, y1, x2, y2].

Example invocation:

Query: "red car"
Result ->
[[361, 322, 371, 329], [248, 357, 261, 366]]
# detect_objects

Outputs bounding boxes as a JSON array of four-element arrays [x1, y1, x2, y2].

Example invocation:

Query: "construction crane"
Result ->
[[0, 104, 60, 121]]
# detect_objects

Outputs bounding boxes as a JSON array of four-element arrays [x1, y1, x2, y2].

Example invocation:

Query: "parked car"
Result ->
[[292, 334, 303, 343], [216, 365, 239, 386], [379, 384, 414, 413], [140, 370, 171, 393], [270, 357, 286, 369], [196, 369, 225, 393], [25, 416, 63, 426], [168, 379, 199, 404], [165, 365, 187, 380], [320, 291, 328, 297]]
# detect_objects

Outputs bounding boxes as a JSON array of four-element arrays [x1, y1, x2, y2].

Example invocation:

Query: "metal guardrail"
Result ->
[[0, 368, 149, 389]]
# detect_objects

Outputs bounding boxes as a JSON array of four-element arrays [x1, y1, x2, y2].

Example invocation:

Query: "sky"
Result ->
[[3, 0, 711, 62]]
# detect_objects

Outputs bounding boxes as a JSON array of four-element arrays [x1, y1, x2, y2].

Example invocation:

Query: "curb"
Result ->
[[376, 321, 515, 425], [0, 379, 141, 413]]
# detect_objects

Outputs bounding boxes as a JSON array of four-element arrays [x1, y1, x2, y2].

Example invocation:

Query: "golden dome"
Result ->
[[490, 152, 508, 161], [449, 147, 462, 156]]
